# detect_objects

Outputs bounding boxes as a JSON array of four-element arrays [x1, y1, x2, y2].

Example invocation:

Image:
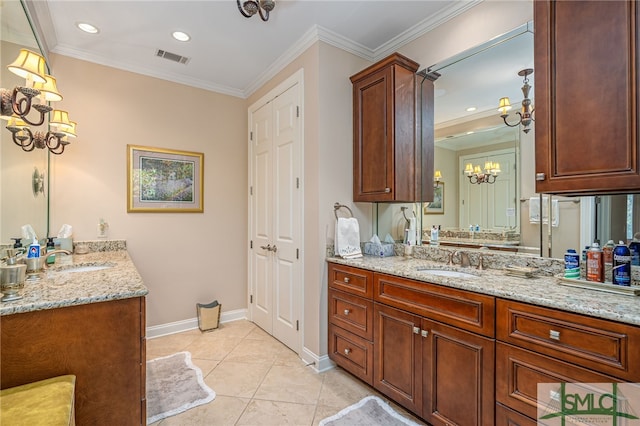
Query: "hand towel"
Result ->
[[529, 197, 541, 223], [335, 217, 363, 259], [551, 199, 559, 227], [408, 217, 417, 245]]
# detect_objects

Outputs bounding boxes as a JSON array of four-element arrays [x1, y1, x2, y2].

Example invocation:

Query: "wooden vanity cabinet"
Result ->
[[350, 53, 435, 202], [534, 0, 640, 194], [327, 263, 375, 384], [495, 299, 640, 423], [1, 297, 146, 425]]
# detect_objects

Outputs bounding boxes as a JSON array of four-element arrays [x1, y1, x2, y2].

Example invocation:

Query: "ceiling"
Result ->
[[24, 0, 481, 99]]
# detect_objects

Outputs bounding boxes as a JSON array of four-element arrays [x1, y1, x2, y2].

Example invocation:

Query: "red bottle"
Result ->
[[586, 242, 604, 283]]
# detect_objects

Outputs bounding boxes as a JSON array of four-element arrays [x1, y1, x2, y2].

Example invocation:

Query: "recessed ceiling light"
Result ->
[[465, 107, 477, 112], [172, 31, 191, 42], [77, 22, 99, 34]]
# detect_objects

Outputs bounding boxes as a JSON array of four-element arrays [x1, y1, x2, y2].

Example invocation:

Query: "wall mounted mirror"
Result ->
[[1, 0, 49, 245]]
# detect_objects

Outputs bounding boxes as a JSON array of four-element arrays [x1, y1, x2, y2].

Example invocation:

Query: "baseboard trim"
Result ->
[[301, 347, 334, 373], [146, 308, 248, 339]]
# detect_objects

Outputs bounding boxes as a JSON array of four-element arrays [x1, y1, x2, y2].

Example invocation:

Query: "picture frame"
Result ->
[[424, 182, 444, 214], [127, 145, 203, 213]]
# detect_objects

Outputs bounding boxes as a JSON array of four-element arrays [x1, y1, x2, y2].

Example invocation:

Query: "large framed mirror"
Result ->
[[1, 0, 50, 245]]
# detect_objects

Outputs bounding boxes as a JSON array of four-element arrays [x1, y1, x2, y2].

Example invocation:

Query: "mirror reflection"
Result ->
[[1, 0, 49, 244]]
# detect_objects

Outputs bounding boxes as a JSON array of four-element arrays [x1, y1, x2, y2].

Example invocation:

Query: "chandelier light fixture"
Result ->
[[0, 49, 77, 155], [464, 161, 501, 185], [498, 68, 534, 134], [237, 0, 275, 21]]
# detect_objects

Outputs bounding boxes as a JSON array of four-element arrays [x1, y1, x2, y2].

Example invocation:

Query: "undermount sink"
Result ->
[[56, 263, 114, 273], [415, 268, 478, 279]]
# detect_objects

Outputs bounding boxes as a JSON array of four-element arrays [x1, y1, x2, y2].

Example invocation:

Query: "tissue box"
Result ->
[[364, 242, 395, 257]]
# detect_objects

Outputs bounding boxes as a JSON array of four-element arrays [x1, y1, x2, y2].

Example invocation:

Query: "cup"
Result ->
[[25, 257, 45, 273]]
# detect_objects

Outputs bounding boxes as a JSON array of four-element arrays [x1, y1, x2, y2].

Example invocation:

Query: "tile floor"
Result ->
[[147, 320, 426, 425]]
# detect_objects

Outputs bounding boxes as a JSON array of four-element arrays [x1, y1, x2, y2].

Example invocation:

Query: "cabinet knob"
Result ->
[[421, 330, 429, 338], [344, 348, 351, 355], [343, 277, 350, 283], [549, 330, 561, 340], [343, 309, 351, 315], [384, 187, 391, 193], [413, 326, 420, 335], [536, 173, 546, 181]]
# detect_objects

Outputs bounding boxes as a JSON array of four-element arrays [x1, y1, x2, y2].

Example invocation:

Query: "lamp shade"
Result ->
[[59, 121, 77, 138], [434, 170, 442, 180], [34, 75, 63, 102], [498, 97, 512, 115], [464, 163, 473, 175], [7, 49, 47, 83], [50, 110, 72, 129]]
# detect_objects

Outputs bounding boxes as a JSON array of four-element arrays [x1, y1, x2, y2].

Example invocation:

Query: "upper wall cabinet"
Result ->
[[351, 53, 434, 202], [535, 1, 640, 195]]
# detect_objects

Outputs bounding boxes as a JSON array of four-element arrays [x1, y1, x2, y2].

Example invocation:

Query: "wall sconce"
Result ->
[[1, 49, 77, 155], [498, 68, 534, 134], [464, 161, 500, 184], [237, 0, 275, 21], [434, 170, 442, 187]]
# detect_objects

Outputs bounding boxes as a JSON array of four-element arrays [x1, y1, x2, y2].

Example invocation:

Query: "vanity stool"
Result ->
[[0, 375, 76, 425]]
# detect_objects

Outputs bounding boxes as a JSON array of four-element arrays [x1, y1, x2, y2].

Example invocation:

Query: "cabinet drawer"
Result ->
[[496, 342, 620, 420], [374, 273, 495, 337], [328, 263, 373, 298], [329, 289, 373, 340], [328, 323, 373, 385], [497, 299, 640, 381], [495, 403, 536, 426]]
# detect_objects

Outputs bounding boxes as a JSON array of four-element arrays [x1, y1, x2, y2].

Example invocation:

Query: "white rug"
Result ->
[[146, 351, 215, 424], [319, 395, 422, 426]]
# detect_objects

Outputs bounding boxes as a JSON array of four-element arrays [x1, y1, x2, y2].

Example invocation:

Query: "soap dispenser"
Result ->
[[1, 249, 26, 302], [46, 237, 56, 265]]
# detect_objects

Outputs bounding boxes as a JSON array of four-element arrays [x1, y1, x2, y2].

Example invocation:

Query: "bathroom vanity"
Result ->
[[0, 248, 148, 426], [327, 253, 640, 425]]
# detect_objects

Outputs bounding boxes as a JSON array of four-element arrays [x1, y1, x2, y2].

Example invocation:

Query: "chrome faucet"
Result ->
[[477, 253, 485, 270]]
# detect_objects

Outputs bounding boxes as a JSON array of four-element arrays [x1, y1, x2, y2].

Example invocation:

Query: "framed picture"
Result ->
[[424, 182, 444, 214], [127, 145, 203, 213]]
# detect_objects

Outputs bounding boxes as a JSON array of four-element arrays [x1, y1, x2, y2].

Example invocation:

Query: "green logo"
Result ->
[[538, 383, 640, 425]]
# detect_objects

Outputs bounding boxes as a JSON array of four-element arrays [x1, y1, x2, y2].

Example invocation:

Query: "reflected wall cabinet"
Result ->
[[534, 1, 640, 194], [351, 53, 435, 202]]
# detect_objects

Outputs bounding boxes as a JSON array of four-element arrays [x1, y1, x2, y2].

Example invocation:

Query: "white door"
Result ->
[[249, 75, 302, 354]]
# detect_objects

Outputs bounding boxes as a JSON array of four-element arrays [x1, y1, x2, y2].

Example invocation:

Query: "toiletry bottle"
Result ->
[[45, 237, 56, 265], [586, 242, 604, 283], [27, 238, 40, 259], [612, 241, 631, 286], [629, 232, 640, 266]]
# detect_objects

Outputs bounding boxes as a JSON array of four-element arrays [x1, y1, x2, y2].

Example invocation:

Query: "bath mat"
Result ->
[[319, 395, 422, 426], [146, 351, 215, 424]]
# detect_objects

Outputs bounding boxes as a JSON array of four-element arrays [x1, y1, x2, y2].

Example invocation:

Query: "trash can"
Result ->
[[196, 300, 221, 332]]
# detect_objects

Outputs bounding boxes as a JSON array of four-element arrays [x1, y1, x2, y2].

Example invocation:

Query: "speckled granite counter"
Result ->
[[327, 255, 640, 327], [0, 250, 148, 316]]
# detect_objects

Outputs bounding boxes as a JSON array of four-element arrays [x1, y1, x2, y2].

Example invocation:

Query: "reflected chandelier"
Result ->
[[464, 161, 501, 185], [237, 0, 275, 21], [498, 68, 534, 134], [0, 49, 77, 155]]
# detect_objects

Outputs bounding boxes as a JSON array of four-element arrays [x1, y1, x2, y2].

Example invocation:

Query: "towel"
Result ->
[[335, 217, 363, 259], [528, 197, 559, 227]]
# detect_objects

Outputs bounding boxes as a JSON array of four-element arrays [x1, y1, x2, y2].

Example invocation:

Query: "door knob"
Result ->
[[271, 245, 277, 253], [260, 244, 272, 251]]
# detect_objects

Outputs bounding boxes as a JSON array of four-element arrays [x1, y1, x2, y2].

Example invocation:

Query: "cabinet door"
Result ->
[[535, 1, 640, 194], [422, 319, 495, 426], [353, 66, 395, 201], [374, 303, 423, 416]]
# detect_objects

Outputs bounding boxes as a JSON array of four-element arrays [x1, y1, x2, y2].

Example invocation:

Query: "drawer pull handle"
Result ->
[[549, 330, 561, 340], [344, 348, 351, 355], [413, 326, 420, 335], [421, 330, 429, 338], [343, 309, 351, 315], [343, 277, 350, 283]]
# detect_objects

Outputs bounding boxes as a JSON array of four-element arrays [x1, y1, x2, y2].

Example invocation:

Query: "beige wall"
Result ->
[[48, 55, 247, 327]]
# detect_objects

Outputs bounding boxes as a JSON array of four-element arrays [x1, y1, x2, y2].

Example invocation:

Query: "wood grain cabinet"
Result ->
[[534, 0, 640, 194], [350, 53, 435, 202], [495, 299, 640, 423], [1, 297, 146, 425]]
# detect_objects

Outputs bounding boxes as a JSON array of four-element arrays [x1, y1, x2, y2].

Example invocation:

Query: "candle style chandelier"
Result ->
[[498, 68, 534, 134], [1, 49, 77, 155], [464, 161, 501, 185], [237, 0, 275, 21]]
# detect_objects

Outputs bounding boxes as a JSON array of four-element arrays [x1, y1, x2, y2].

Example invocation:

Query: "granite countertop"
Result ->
[[327, 255, 640, 327], [0, 250, 148, 316]]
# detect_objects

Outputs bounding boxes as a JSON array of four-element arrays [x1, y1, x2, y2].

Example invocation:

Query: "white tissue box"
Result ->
[[364, 242, 395, 257]]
